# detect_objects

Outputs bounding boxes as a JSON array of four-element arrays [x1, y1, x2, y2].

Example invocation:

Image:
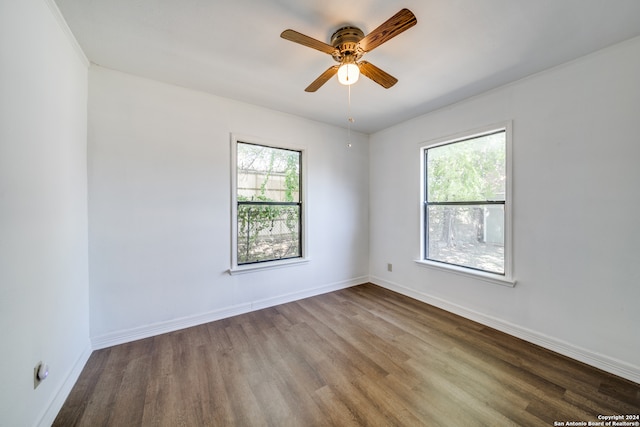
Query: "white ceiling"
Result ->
[[55, 0, 640, 134]]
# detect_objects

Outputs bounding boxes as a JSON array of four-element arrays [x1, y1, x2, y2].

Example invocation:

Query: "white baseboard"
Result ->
[[249, 276, 368, 311], [37, 342, 93, 427], [370, 276, 640, 384], [91, 276, 366, 350]]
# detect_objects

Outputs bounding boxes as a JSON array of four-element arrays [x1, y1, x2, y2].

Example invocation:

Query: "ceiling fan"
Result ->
[[281, 9, 417, 92]]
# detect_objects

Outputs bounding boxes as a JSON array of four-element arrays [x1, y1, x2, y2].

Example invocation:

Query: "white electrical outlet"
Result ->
[[387, 263, 393, 272]]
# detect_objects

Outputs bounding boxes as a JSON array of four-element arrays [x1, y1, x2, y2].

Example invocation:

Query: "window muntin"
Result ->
[[423, 129, 508, 276], [236, 142, 302, 265]]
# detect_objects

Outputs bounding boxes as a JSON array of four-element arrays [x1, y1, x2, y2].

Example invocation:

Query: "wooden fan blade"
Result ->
[[358, 9, 417, 53], [305, 66, 340, 92], [358, 61, 398, 88], [281, 29, 337, 55]]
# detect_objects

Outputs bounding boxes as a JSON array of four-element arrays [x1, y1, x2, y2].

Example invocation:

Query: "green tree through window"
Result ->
[[424, 130, 506, 274]]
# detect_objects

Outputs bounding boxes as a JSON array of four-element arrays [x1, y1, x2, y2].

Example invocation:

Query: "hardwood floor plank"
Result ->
[[195, 345, 237, 426], [216, 347, 267, 427], [142, 333, 204, 426], [406, 373, 487, 426], [599, 376, 640, 407], [313, 358, 397, 426], [51, 347, 111, 426], [353, 373, 427, 426], [381, 373, 447, 425], [313, 385, 362, 427], [107, 350, 150, 425], [248, 323, 328, 424], [73, 343, 141, 425], [54, 283, 640, 426], [263, 326, 327, 395]]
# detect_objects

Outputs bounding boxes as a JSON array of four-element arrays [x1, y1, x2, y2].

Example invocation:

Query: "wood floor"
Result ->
[[54, 283, 640, 426]]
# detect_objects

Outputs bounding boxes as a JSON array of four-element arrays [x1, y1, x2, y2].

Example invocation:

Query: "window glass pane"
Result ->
[[237, 203, 301, 264], [427, 204, 504, 274], [427, 132, 505, 203], [235, 141, 303, 266], [237, 143, 300, 202]]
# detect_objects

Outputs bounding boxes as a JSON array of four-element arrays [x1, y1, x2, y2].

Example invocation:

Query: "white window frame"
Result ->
[[416, 122, 515, 287], [229, 134, 309, 275]]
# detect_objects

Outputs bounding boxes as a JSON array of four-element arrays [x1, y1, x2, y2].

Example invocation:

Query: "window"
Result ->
[[231, 136, 306, 272], [419, 123, 514, 285]]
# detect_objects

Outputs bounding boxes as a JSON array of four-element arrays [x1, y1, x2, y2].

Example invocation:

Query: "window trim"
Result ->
[[417, 122, 515, 287], [229, 134, 308, 275]]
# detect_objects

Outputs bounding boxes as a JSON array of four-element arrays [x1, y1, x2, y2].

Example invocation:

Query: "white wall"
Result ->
[[369, 36, 640, 382], [88, 66, 370, 344], [0, 1, 90, 426]]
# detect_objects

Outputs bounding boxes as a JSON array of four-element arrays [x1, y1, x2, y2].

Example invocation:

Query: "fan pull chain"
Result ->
[[347, 84, 354, 148]]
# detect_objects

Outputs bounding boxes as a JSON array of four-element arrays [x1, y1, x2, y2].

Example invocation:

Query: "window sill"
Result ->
[[229, 257, 309, 275], [414, 259, 516, 287]]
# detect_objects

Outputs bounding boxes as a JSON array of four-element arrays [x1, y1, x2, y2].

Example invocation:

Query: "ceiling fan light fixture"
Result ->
[[337, 63, 359, 85]]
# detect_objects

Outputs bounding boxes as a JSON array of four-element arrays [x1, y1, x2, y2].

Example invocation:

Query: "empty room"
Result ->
[[1, 0, 639, 426]]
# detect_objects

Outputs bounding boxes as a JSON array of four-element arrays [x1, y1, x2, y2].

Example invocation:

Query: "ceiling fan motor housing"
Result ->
[[331, 26, 364, 62]]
